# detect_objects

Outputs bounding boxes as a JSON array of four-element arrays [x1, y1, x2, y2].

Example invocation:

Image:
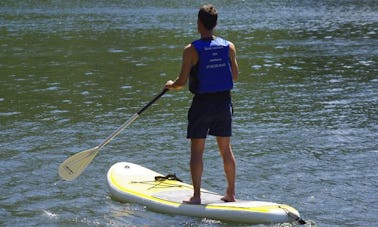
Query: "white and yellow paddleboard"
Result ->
[[107, 162, 305, 225]]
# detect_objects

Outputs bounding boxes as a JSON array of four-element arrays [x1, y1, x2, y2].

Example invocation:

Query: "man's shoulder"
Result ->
[[183, 43, 197, 53], [216, 37, 234, 47]]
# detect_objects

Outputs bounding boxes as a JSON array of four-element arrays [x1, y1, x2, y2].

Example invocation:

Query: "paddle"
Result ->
[[59, 88, 168, 181]]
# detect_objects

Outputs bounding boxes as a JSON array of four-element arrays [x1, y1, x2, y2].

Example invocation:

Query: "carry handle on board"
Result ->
[[58, 88, 168, 181]]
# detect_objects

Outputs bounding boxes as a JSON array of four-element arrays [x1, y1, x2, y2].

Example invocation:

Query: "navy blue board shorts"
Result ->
[[187, 91, 233, 139]]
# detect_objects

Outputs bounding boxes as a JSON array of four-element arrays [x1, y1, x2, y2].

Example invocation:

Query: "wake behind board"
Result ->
[[107, 162, 305, 225]]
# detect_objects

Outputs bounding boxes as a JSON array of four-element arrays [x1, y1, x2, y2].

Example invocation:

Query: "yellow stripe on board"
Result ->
[[109, 169, 292, 214], [110, 170, 182, 207]]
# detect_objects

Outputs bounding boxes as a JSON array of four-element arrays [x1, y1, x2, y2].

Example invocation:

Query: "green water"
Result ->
[[1, 1, 377, 226]]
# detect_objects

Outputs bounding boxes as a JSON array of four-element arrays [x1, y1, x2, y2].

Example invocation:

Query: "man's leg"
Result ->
[[185, 138, 205, 204], [216, 136, 236, 202]]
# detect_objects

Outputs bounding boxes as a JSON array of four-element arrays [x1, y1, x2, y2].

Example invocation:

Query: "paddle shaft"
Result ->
[[97, 88, 168, 150], [58, 88, 168, 181]]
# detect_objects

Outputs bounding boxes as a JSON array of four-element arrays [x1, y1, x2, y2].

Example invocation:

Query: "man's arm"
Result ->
[[229, 42, 239, 82], [165, 44, 198, 90]]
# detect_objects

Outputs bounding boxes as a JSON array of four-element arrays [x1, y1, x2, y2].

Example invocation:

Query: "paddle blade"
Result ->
[[59, 147, 99, 181]]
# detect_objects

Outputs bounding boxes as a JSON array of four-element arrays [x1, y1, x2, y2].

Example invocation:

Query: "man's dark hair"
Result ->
[[198, 4, 218, 31]]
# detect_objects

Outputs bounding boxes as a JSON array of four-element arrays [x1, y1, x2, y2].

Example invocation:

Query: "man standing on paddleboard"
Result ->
[[165, 4, 239, 205]]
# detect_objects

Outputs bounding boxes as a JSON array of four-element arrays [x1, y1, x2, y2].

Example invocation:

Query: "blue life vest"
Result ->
[[189, 37, 233, 94]]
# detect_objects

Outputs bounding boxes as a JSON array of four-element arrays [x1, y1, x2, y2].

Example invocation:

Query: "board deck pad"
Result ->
[[155, 189, 221, 204], [107, 162, 305, 224]]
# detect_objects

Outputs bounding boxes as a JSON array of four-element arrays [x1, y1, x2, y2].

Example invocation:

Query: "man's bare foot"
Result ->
[[183, 196, 201, 205], [221, 195, 236, 202]]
